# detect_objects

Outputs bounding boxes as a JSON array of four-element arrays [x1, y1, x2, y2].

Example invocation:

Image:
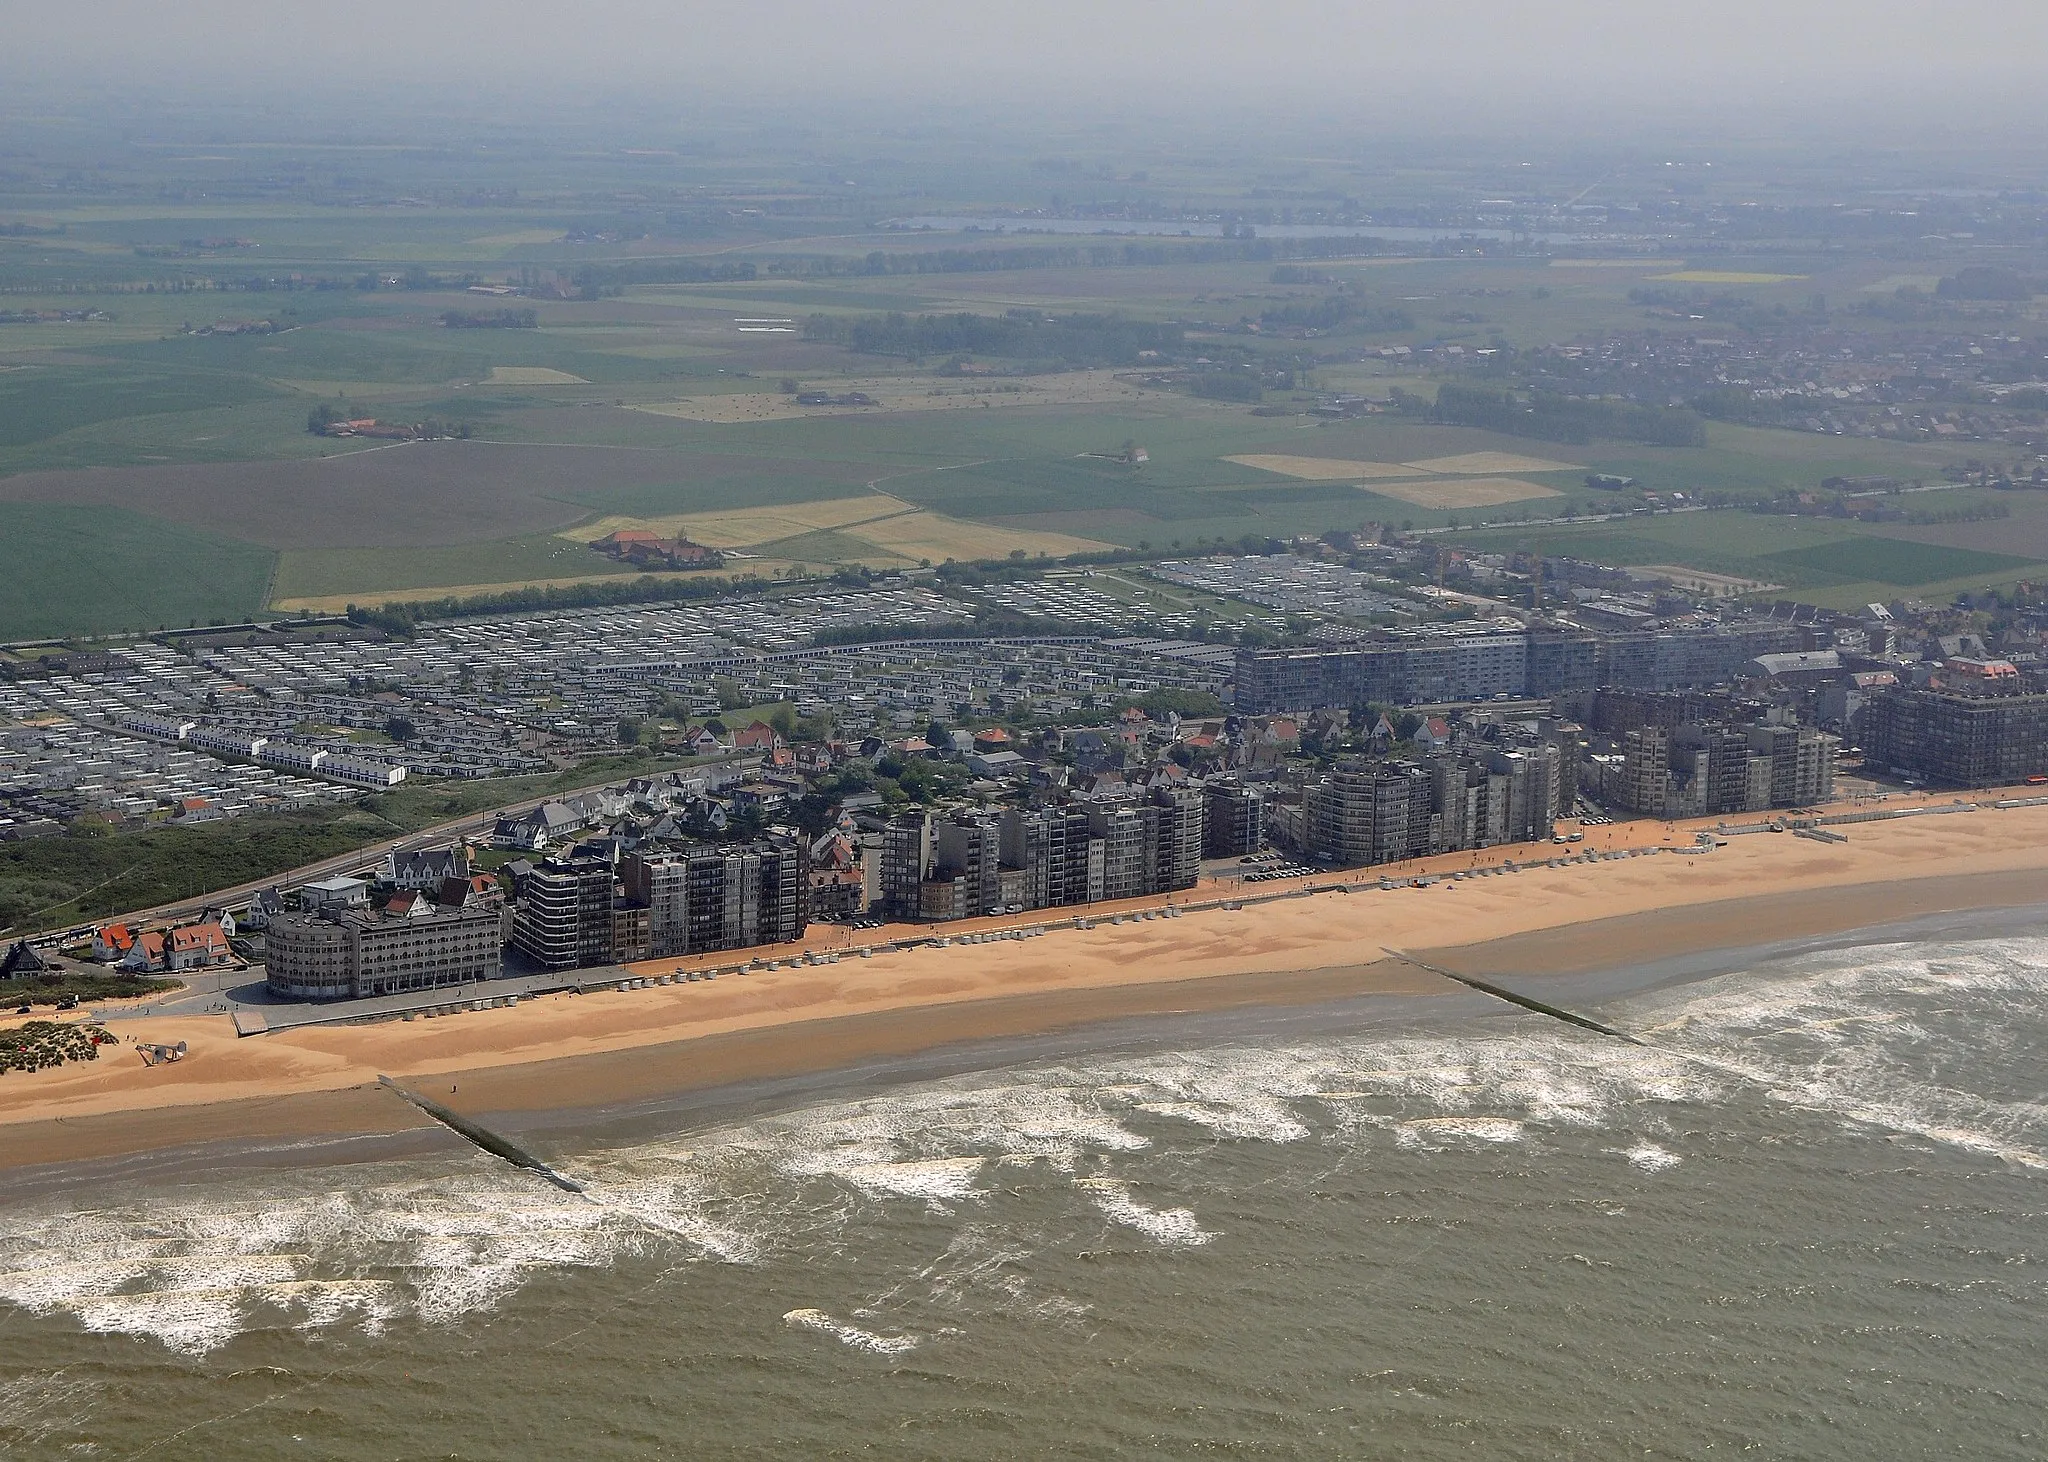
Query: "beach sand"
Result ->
[[5, 797, 2046, 1171]]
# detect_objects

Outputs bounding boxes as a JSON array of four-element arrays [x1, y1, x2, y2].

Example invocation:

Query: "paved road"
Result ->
[[97, 963, 612, 1027]]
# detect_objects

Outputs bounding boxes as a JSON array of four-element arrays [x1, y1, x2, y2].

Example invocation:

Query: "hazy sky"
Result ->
[[16, 1, 2048, 121]]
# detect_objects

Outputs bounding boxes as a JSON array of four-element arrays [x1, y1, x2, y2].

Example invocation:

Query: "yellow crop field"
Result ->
[[570, 494, 910, 548], [1401, 452, 1584, 475], [1650, 270, 1805, 285], [1225, 454, 1421, 480], [569, 493, 1110, 566], [849, 510, 1110, 564], [485, 366, 590, 385], [1361, 477, 1562, 509]]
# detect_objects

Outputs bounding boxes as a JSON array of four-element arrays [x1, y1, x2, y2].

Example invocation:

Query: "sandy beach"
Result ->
[[6, 794, 2047, 1172]]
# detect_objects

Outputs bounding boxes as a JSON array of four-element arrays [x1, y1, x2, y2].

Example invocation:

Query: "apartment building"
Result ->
[[1861, 684, 2048, 787], [510, 854, 616, 970], [1202, 777, 1265, 857], [265, 902, 502, 1001], [618, 838, 808, 959]]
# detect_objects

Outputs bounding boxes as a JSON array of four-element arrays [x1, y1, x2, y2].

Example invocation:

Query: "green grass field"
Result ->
[[0, 503, 275, 639], [0, 363, 281, 450], [1463, 508, 2048, 610], [1762, 537, 2037, 587], [270, 531, 641, 601]]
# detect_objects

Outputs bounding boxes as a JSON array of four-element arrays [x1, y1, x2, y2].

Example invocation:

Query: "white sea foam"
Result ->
[[783, 1308, 919, 1354], [1620, 934, 2048, 1168], [1395, 1116, 1526, 1150], [1622, 1143, 1682, 1172], [1075, 1179, 1215, 1246], [10, 930, 2048, 1354], [834, 1157, 988, 1206]]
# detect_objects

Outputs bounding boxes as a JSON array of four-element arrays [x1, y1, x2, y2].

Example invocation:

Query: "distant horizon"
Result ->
[[10, 0, 2048, 145]]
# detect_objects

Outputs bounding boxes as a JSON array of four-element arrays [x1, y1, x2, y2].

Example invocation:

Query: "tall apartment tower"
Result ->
[[1202, 777, 1265, 858], [999, 805, 1102, 909], [511, 854, 615, 969], [1084, 800, 1157, 902], [1747, 723, 1836, 806], [620, 838, 808, 957], [934, 812, 1003, 919], [1150, 783, 1205, 892], [1306, 760, 1432, 867], [1620, 727, 1672, 816], [880, 812, 934, 917]]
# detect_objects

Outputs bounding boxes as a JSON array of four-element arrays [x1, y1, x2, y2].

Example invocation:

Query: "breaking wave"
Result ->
[[4, 932, 2048, 1354]]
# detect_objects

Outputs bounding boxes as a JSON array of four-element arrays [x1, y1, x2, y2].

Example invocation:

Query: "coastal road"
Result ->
[[29, 755, 753, 944]]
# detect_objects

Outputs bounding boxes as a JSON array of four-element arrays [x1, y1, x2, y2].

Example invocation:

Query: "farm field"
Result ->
[[1225, 455, 1421, 480], [634, 369, 1163, 423], [1461, 507, 2048, 610], [1363, 477, 1562, 509], [0, 159, 2027, 641], [574, 492, 1112, 570], [0, 503, 275, 639], [0, 362, 2000, 636], [270, 532, 647, 602]]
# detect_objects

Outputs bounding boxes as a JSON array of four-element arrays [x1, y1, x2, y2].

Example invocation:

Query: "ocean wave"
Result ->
[[782, 1307, 919, 1354], [8, 930, 2048, 1353], [1075, 1178, 1216, 1246]]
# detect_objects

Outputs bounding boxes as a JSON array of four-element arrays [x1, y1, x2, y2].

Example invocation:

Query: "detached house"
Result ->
[[93, 923, 138, 964], [119, 931, 166, 973], [733, 720, 785, 754], [493, 801, 583, 851], [165, 923, 234, 971], [381, 846, 472, 892]]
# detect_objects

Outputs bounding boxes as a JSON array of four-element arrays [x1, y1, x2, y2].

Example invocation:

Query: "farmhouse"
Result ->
[[588, 529, 718, 570]]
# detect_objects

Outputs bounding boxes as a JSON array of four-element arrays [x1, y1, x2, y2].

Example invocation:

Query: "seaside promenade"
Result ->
[[6, 785, 2048, 1171]]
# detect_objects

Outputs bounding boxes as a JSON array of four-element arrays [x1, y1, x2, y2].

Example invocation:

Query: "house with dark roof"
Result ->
[[380, 846, 472, 892], [493, 800, 584, 851], [1, 941, 54, 981], [241, 887, 288, 929]]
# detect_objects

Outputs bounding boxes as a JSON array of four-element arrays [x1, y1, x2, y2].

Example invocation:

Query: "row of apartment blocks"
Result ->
[[1596, 721, 1837, 818], [1270, 732, 1571, 868], [878, 785, 1214, 921], [267, 837, 811, 998], [116, 714, 407, 789], [510, 838, 809, 971], [1860, 681, 2048, 788], [1232, 621, 1812, 713]]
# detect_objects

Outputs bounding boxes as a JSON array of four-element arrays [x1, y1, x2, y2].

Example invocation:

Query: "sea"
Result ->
[[4, 913, 2047, 1459]]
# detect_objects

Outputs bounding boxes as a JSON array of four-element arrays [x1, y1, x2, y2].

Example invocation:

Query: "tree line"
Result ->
[[345, 573, 774, 637], [1424, 383, 1707, 447], [801, 309, 1182, 365], [440, 308, 537, 329]]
